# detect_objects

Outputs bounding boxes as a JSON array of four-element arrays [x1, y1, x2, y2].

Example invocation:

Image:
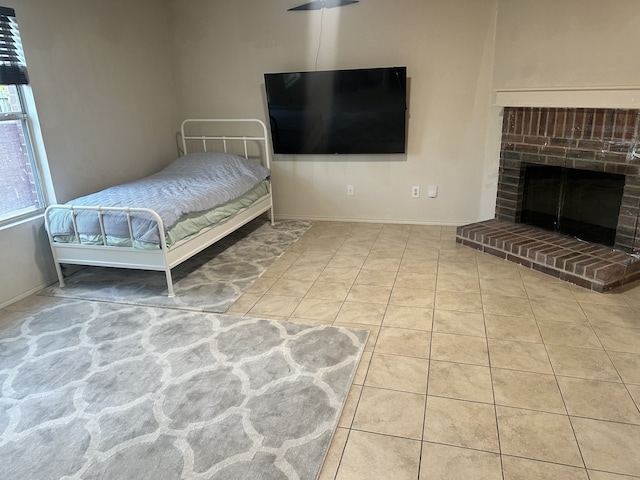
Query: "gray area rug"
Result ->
[[0, 299, 368, 480], [39, 218, 312, 313]]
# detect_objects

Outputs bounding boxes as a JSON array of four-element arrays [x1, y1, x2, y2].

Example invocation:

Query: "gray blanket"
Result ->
[[47, 152, 270, 244]]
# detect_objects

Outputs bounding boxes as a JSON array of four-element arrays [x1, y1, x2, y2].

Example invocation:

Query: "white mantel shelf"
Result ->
[[494, 86, 640, 109]]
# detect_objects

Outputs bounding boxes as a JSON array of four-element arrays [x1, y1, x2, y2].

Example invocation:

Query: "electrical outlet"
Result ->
[[412, 186, 420, 198], [346, 184, 355, 196]]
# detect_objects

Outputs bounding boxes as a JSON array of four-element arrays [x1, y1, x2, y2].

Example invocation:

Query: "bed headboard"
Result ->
[[180, 118, 271, 170]]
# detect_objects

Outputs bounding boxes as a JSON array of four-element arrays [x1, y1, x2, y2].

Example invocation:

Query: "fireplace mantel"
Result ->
[[494, 86, 640, 109]]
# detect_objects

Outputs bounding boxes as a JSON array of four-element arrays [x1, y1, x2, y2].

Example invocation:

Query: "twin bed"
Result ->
[[44, 119, 274, 297]]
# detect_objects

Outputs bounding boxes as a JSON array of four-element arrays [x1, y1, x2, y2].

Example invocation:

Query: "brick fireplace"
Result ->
[[457, 107, 640, 292]]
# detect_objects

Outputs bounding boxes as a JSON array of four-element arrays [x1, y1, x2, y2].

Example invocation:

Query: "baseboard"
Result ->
[[273, 213, 462, 226], [0, 279, 56, 310]]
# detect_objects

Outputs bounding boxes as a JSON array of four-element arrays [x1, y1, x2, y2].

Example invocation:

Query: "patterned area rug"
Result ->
[[0, 299, 368, 480], [39, 218, 312, 313]]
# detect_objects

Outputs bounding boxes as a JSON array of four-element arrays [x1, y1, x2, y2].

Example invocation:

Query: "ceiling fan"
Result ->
[[288, 0, 359, 11]]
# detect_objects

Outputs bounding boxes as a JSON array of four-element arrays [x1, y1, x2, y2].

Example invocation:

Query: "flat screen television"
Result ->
[[264, 66, 407, 155]]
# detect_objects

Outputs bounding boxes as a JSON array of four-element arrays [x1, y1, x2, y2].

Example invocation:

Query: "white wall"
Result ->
[[493, 0, 640, 108], [0, 0, 179, 307], [494, 0, 640, 91], [167, 0, 500, 224], [20, 1, 180, 201]]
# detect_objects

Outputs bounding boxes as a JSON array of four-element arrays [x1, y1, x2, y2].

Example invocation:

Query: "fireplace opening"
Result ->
[[521, 164, 626, 247]]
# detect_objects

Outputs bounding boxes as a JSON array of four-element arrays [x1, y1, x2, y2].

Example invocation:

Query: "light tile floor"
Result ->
[[227, 221, 640, 480]]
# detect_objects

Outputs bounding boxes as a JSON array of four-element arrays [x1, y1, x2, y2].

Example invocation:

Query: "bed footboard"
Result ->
[[44, 193, 273, 298], [44, 205, 176, 297]]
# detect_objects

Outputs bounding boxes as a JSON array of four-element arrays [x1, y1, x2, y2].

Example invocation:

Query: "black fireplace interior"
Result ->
[[521, 164, 626, 247]]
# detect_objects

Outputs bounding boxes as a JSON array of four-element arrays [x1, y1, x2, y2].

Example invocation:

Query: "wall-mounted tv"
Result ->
[[264, 66, 407, 155]]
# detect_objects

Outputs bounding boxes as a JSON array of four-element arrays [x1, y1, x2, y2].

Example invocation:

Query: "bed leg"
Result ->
[[54, 262, 66, 288], [165, 268, 175, 297]]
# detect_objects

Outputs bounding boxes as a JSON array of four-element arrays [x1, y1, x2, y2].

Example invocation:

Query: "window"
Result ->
[[0, 7, 46, 226], [0, 85, 44, 223]]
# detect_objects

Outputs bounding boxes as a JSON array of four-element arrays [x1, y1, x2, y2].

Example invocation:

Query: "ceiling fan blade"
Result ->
[[325, 0, 359, 7], [288, 1, 324, 11], [288, 0, 359, 11]]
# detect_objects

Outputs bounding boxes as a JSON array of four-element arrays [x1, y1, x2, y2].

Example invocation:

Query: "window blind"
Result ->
[[0, 7, 28, 85]]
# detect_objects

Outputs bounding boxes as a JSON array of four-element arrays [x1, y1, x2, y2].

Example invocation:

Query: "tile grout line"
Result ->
[[476, 250, 507, 480], [416, 225, 445, 480], [520, 265, 591, 476]]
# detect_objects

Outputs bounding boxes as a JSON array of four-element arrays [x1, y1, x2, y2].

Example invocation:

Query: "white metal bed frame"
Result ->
[[44, 118, 274, 297]]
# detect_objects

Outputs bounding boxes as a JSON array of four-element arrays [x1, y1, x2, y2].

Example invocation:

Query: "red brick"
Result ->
[[503, 134, 524, 144], [573, 110, 586, 139], [591, 110, 604, 139], [574, 257, 602, 277], [554, 111, 566, 137], [584, 110, 597, 139], [595, 264, 625, 282], [483, 246, 507, 259], [523, 109, 533, 136], [538, 110, 549, 136]]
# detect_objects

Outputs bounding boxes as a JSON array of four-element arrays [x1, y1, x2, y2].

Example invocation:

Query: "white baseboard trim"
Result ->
[[1, 279, 56, 310], [273, 214, 463, 227]]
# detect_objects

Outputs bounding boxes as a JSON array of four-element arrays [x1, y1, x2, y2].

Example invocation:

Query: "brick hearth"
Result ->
[[456, 219, 640, 292]]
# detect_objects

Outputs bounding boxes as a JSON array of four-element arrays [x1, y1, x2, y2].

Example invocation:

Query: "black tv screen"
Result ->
[[264, 66, 407, 155]]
